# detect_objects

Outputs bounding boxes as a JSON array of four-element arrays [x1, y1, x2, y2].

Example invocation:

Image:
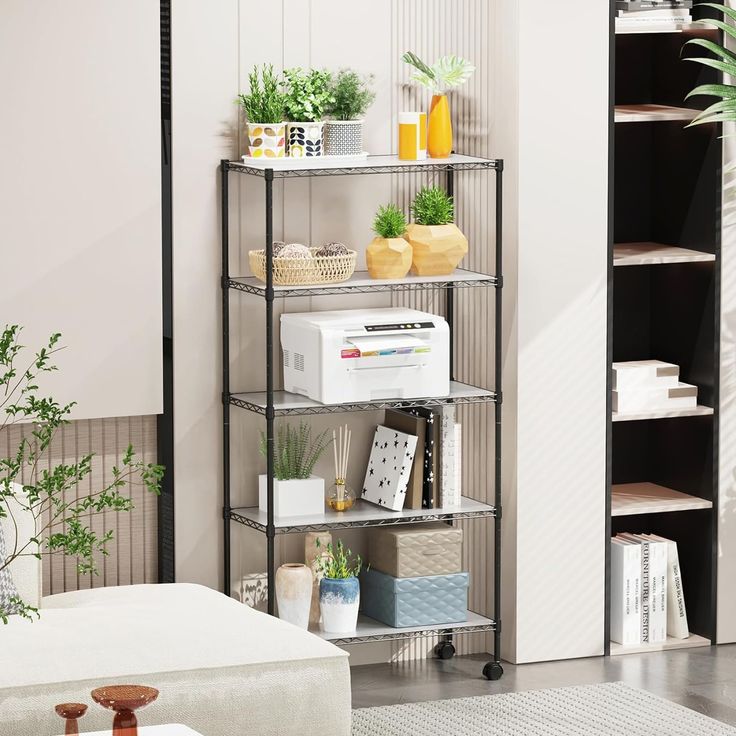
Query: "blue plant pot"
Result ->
[[319, 576, 360, 633]]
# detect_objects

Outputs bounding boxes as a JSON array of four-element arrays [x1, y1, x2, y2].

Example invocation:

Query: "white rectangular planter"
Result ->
[[258, 475, 325, 518]]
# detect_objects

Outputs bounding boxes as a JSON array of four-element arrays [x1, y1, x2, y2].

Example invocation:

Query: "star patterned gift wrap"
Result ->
[[362, 425, 419, 511]]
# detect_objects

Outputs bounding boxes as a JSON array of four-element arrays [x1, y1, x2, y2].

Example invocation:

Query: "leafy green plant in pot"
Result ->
[[324, 69, 376, 157], [406, 186, 468, 276], [238, 64, 287, 159], [314, 538, 363, 633], [258, 421, 332, 518], [282, 68, 333, 157], [366, 204, 412, 280], [0, 326, 164, 623]]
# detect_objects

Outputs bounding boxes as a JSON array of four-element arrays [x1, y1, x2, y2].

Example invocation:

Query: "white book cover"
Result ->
[[453, 423, 462, 504], [439, 406, 459, 508], [611, 538, 642, 646], [636, 535, 667, 643], [647, 534, 689, 639], [618, 533, 650, 643], [362, 425, 418, 511]]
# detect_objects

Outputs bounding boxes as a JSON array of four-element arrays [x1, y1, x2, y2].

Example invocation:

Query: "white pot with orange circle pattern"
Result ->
[[246, 122, 286, 159]]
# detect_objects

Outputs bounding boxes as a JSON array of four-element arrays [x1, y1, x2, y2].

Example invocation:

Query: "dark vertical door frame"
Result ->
[[158, 0, 175, 583]]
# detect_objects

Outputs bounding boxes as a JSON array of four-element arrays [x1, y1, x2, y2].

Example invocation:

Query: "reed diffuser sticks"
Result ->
[[329, 424, 355, 511]]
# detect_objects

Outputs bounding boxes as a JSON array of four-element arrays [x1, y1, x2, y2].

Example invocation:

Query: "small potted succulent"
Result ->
[[259, 421, 332, 518], [315, 538, 363, 634], [366, 204, 412, 279], [324, 69, 376, 157], [238, 64, 287, 159], [406, 186, 468, 276], [282, 68, 333, 157]]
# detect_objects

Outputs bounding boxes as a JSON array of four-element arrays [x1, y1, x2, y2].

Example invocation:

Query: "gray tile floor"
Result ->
[[351, 646, 736, 727]]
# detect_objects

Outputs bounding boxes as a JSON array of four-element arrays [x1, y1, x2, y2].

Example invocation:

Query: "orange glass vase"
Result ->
[[428, 94, 452, 159]]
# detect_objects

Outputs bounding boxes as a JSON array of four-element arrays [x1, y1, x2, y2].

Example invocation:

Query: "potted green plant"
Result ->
[[0, 326, 163, 623], [366, 203, 412, 279], [406, 186, 468, 275], [324, 69, 376, 157], [258, 421, 332, 517], [282, 68, 333, 157], [402, 52, 475, 158], [315, 538, 363, 633], [238, 64, 287, 159]]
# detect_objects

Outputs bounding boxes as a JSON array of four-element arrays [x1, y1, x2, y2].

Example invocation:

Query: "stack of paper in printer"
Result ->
[[616, 0, 693, 30], [612, 360, 697, 414]]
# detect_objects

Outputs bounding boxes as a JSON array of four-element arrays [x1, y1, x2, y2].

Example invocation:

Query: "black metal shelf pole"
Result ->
[[446, 164, 456, 382], [265, 169, 276, 615], [221, 160, 232, 595], [484, 162, 504, 681]]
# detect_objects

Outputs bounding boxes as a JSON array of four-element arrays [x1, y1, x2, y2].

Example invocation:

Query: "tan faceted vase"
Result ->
[[366, 237, 412, 279], [406, 223, 468, 276]]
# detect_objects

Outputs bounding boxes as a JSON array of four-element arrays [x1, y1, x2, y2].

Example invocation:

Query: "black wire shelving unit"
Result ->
[[220, 153, 504, 680]]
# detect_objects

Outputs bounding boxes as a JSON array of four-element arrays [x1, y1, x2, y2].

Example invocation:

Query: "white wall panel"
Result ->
[[0, 1, 162, 420]]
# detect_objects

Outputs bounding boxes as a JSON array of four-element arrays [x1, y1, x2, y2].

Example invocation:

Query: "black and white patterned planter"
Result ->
[[324, 120, 364, 157], [286, 121, 324, 157]]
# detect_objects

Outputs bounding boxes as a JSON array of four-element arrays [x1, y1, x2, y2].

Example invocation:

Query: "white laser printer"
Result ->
[[281, 307, 450, 404]]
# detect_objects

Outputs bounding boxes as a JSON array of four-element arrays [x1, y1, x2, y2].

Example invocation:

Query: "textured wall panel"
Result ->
[[1, 416, 158, 595]]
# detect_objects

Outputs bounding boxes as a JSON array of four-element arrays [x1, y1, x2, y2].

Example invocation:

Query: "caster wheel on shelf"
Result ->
[[483, 661, 504, 681], [434, 641, 456, 660]]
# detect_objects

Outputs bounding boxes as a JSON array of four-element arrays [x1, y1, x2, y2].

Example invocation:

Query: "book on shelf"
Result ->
[[647, 534, 689, 639], [643, 535, 668, 643], [616, 9, 692, 18], [617, 533, 651, 643], [616, 0, 692, 9], [611, 537, 642, 646]]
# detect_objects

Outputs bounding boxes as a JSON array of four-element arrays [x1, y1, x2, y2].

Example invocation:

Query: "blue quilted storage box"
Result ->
[[360, 568, 469, 627]]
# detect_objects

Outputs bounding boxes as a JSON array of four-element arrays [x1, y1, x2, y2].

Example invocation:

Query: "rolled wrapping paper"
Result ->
[[398, 111, 427, 161]]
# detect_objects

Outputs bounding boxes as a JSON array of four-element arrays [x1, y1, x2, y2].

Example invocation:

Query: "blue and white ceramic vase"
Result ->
[[319, 576, 360, 634]]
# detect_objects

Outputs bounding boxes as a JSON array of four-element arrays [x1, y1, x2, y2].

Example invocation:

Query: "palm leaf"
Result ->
[[692, 17, 736, 45], [683, 37, 736, 65], [686, 83, 736, 101], [685, 56, 736, 79], [432, 55, 475, 90], [698, 2, 736, 24], [402, 52, 435, 81]]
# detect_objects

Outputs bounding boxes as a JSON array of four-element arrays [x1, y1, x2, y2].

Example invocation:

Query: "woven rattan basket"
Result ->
[[249, 247, 357, 286]]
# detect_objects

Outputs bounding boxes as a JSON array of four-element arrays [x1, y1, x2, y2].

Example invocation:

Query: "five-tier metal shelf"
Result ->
[[220, 153, 504, 680]]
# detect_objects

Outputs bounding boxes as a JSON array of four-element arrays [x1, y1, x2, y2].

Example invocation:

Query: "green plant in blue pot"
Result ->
[[315, 538, 363, 633]]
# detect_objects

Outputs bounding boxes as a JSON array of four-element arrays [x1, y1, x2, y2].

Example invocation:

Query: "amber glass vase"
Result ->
[[428, 94, 452, 158]]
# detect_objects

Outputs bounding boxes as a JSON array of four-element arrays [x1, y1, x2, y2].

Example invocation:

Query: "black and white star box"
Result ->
[[362, 425, 418, 511]]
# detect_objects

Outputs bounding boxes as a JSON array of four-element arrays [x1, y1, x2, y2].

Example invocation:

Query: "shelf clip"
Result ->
[[495, 391, 503, 405], [222, 506, 231, 521], [221, 392, 230, 406], [265, 406, 276, 421], [495, 275, 503, 289]]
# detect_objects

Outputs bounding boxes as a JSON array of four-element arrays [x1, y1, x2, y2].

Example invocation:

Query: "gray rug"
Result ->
[[351, 682, 736, 735]]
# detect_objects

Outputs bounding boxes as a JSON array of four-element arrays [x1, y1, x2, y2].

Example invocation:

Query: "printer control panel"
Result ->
[[364, 321, 434, 332]]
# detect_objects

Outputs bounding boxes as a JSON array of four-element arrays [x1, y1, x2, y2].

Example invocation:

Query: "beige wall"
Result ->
[[172, 0, 609, 665], [0, 0, 163, 421]]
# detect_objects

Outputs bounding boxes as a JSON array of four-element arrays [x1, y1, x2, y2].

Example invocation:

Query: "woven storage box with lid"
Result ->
[[368, 524, 463, 578], [360, 568, 469, 627]]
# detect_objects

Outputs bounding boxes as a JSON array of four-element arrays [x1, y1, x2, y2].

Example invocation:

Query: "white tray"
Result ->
[[240, 152, 370, 167]]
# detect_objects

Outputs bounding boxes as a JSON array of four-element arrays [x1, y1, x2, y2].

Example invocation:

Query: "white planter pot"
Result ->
[[287, 121, 325, 157], [320, 576, 360, 634], [324, 120, 364, 156], [246, 122, 286, 159], [275, 563, 313, 629], [258, 475, 325, 518]]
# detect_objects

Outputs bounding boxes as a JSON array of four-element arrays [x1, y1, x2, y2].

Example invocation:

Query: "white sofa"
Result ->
[[0, 583, 351, 736]]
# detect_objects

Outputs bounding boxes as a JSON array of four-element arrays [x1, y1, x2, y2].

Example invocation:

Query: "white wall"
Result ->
[[0, 0, 162, 421]]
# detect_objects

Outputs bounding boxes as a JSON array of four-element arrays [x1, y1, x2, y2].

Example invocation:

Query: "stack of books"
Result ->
[[612, 360, 697, 415], [611, 533, 689, 646], [616, 0, 693, 31]]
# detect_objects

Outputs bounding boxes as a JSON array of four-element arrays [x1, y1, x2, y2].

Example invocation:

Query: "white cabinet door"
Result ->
[[0, 0, 162, 419]]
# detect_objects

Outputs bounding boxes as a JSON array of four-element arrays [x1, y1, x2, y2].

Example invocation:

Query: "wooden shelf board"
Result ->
[[614, 243, 715, 266], [612, 482, 712, 516], [612, 405, 713, 422], [610, 633, 710, 656], [614, 105, 699, 123]]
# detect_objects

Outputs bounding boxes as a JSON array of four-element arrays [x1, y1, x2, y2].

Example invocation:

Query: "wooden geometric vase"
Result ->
[[366, 237, 413, 279], [406, 223, 468, 276]]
